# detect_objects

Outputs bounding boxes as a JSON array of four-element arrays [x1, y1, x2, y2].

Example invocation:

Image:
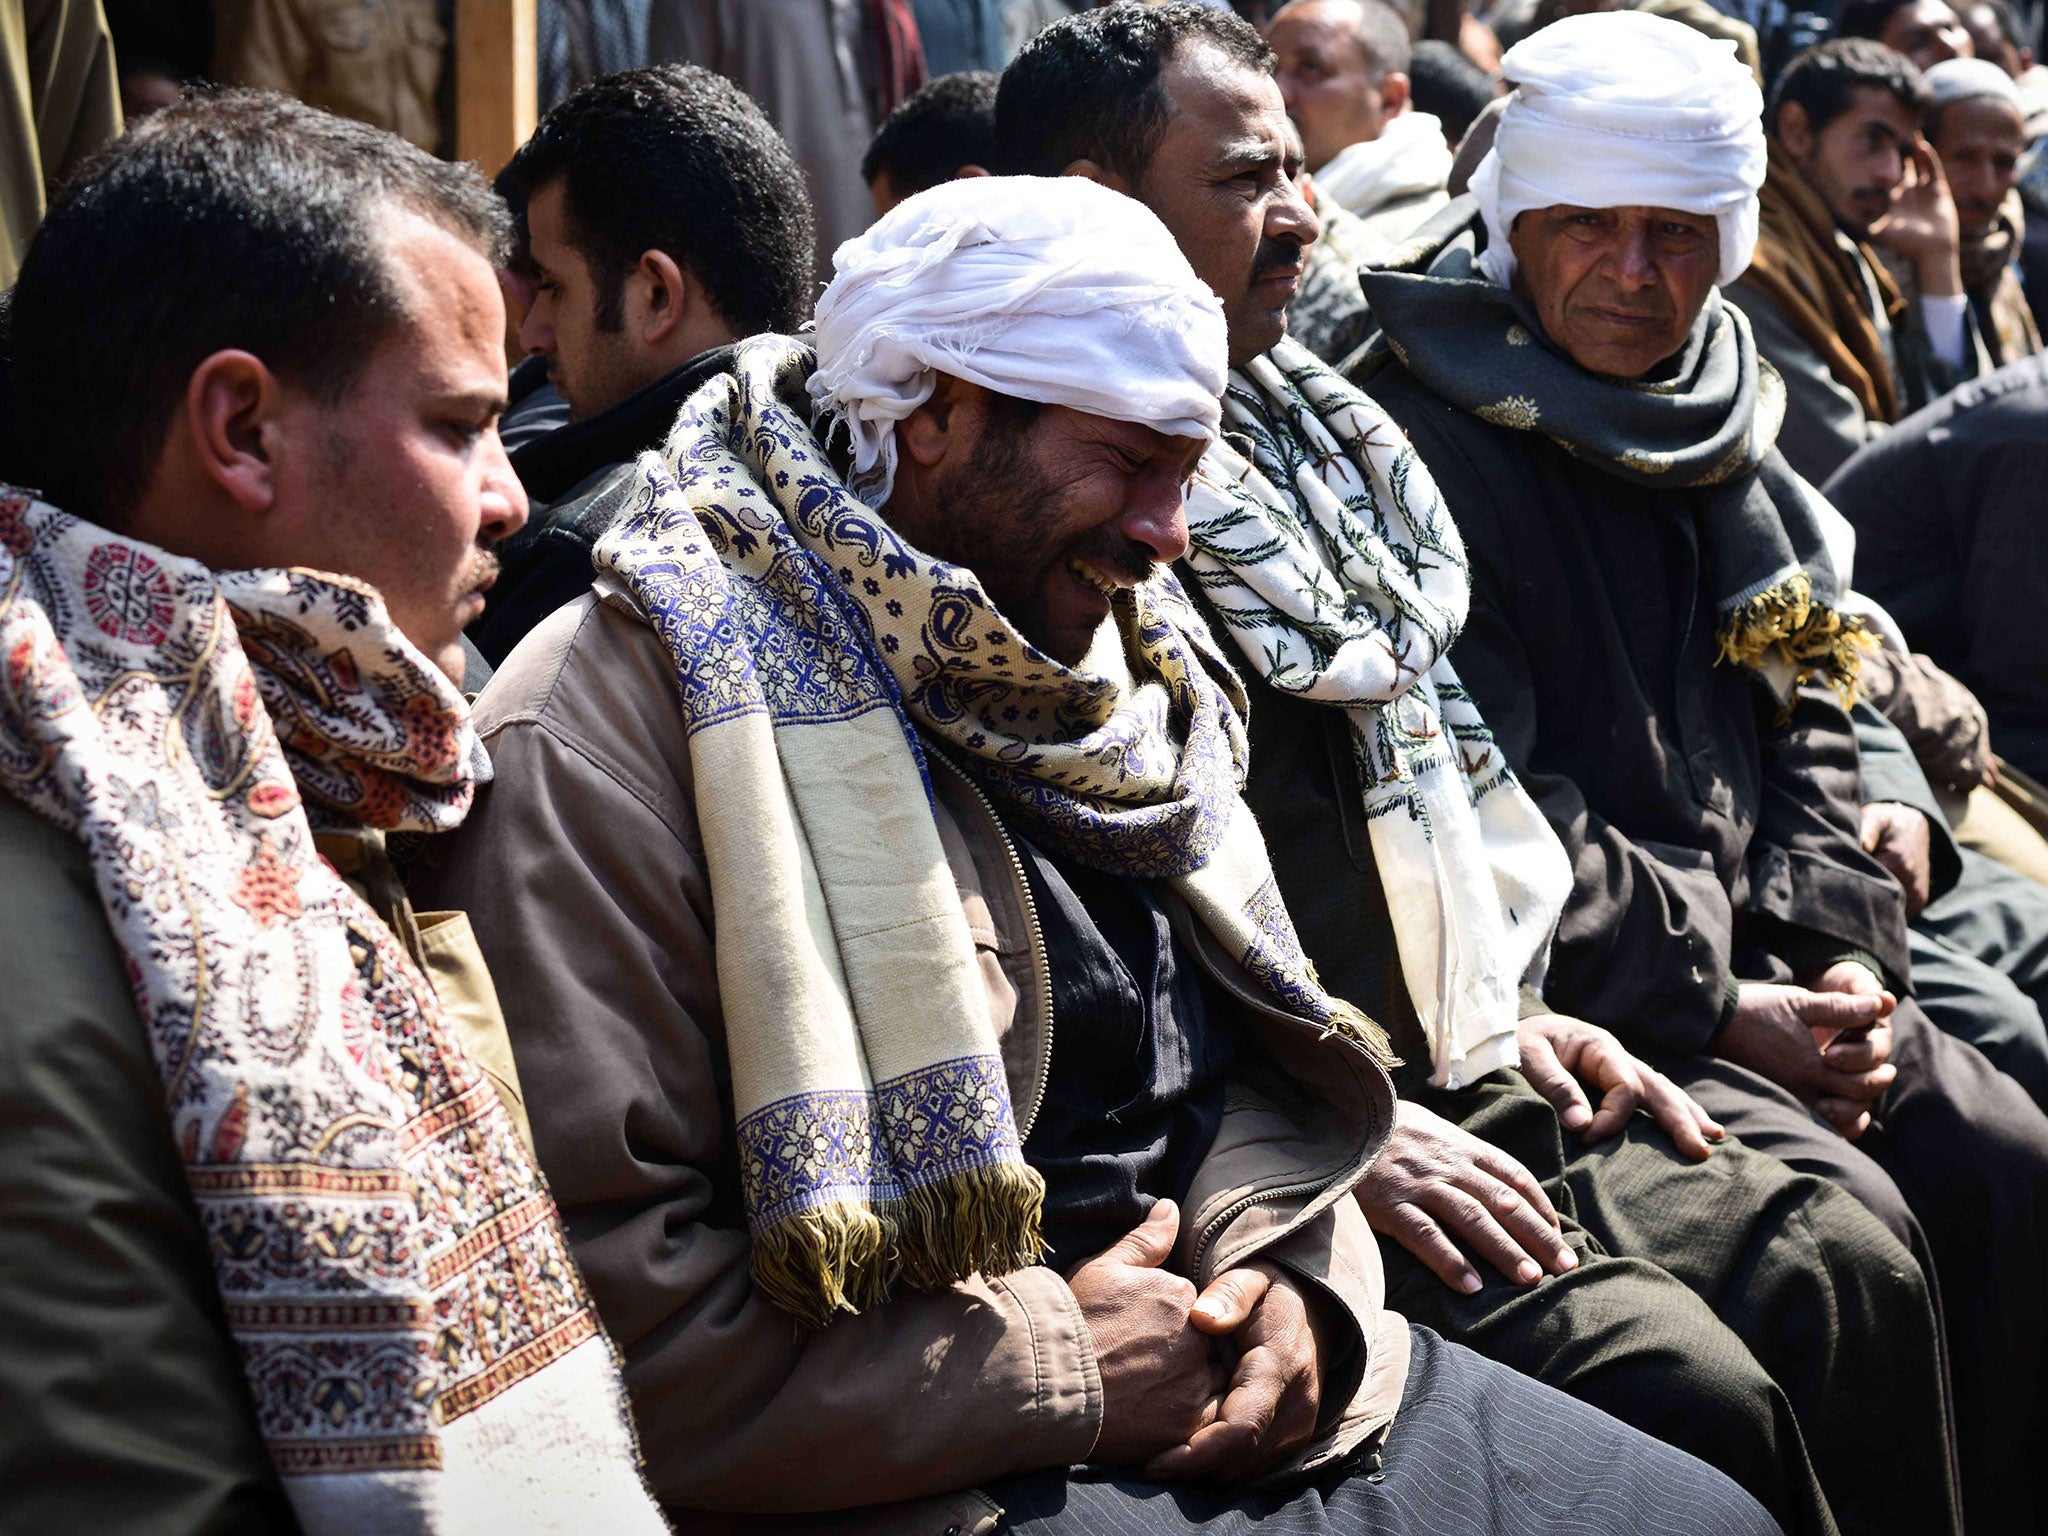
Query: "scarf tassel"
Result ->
[[1713, 572, 1872, 705], [750, 1163, 1048, 1334], [1327, 995, 1402, 1071]]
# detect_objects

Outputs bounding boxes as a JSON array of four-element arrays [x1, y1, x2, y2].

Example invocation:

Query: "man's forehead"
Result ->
[[1269, 2, 1371, 64], [1843, 87, 1922, 135], [368, 209, 508, 393], [1159, 45, 1291, 152], [1540, 202, 1715, 224]]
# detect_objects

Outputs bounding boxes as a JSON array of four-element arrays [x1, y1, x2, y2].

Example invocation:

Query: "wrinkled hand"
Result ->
[[1145, 1263, 1329, 1483], [1862, 801, 1934, 917], [1353, 1101, 1576, 1295], [1070, 1200, 1225, 1467], [1519, 1013, 1724, 1160], [1714, 977, 1896, 1140], [1871, 140, 1963, 295]]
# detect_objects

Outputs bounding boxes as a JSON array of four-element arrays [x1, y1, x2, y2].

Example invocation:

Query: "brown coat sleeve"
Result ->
[[410, 599, 1101, 1514]]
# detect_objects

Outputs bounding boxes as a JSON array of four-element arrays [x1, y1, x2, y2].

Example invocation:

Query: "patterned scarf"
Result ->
[[594, 335, 1393, 1330], [1185, 340, 1572, 1089], [1357, 199, 1866, 702], [0, 496, 664, 1535]]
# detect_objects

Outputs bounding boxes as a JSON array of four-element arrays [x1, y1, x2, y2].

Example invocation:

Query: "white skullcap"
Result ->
[[1472, 10, 1767, 288], [1925, 57, 2025, 112], [809, 175, 1228, 506]]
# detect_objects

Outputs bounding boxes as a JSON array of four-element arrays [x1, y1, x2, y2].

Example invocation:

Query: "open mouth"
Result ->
[[1067, 558, 1124, 599]]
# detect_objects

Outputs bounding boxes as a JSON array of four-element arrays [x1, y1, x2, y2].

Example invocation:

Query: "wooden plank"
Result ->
[[455, 0, 537, 174]]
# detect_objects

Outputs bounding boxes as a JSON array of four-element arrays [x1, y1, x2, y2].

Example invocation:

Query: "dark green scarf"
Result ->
[[1351, 198, 1866, 698]]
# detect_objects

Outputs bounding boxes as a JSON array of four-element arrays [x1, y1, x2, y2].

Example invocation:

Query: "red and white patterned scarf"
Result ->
[[0, 495, 667, 1535]]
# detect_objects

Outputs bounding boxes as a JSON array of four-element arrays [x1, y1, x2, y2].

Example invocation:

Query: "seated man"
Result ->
[[1729, 39, 1978, 483], [996, 8, 1955, 1534], [1268, 0, 1452, 248], [0, 93, 664, 1534], [1837, 0, 1976, 69], [412, 174, 1778, 1534], [861, 68, 1000, 216], [1350, 13, 2048, 1532], [472, 64, 816, 664], [1924, 57, 2042, 364], [1826, 352, 2048, 783]]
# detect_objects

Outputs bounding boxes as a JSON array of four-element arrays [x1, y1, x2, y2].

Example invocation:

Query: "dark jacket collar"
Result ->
[[511, 345, 736, 506]]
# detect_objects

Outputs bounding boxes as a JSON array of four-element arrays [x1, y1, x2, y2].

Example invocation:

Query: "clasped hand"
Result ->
[[1714, 963, 1898, 1141], [1072, 1199, 1328, 1483]]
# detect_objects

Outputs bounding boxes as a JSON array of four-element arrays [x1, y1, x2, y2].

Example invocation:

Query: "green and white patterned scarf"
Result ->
[[1185, 339, 1572, 1088], [594, 335, 1393, 1328]]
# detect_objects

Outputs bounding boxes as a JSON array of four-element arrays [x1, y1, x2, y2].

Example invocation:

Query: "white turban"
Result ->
[[1925, 57, 2025, 112], [809, 175, 1228, 506], [1472, 11, 1767, 289]]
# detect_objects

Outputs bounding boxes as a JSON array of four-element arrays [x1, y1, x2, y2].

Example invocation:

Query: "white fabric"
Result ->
[[1311, 111, 1455, 219], [1926, 57, 2026, 110], [1185, 340, 1573, 1088], [1471, 10, 1767, 288], [1920, 290, 1973, 369], [809, 175, 1228, 505]]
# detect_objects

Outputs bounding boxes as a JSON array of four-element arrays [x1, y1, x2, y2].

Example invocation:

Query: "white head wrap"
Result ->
[[1925, 57, 2026, 112], [1471, 10, 1767, 288], [809, 175, 1228, 506]]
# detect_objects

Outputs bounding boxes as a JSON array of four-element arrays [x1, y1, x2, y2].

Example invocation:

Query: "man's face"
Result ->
[[898, 393, 1207, 666], [1508, 204, 1721, 379], [519, 177, 642, 420], [1934, 93, 2025, 236], [1269, 1, 1403, 172], [1881, 0, 1974, 68], [1785, 87, 1922, 236], [1962, 2, 2026, 72], [273, 214, 527, 685], [1130, 44, 1320, 367]]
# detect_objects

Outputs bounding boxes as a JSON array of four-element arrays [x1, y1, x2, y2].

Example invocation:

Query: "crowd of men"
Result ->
[[7, 1, 2048, 1534]]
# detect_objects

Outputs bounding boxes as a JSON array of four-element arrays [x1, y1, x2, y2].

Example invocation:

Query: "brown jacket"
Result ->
[[411, 593, 1409, 1535], [219, 0, 445, 151]]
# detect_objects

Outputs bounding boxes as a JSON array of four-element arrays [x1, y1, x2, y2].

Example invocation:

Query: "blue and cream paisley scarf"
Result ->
[[0, 495, 664, 1536], [1185, 339, 1572, 1089], [595, 334, 1392, 1329]]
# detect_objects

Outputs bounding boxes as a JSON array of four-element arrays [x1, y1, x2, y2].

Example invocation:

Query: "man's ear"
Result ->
[[1061, 157, 1134, 194], [897, 374, 978, 469], [955, 163, 992, 179], [182, 350, 284, 515], [1381, 72, 1413, 115], [637, 248, 692, 346], [1775, 99, 1815, 157]]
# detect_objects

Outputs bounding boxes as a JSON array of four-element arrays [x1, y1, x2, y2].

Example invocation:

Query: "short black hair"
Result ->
[[500, 64, 815, 337], [1769, 37, 1932, 136], [993, 2, 1275, 180], [862, 70, 1000, 194], [11, 89, 507, 526], [1408, 38, 1496, 142]]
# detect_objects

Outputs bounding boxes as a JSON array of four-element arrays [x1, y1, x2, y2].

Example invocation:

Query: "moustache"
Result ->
[[1253, 237, 1304, 281], [1064, 531, 1158, 587]]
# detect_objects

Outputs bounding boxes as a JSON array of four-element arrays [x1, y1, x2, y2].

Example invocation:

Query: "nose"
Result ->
[[1611, 224, 1656, 289], [1271, 169, 1321, 250], [1122, 469, 1191, 566], [480, 430, 530, 542], [519, 291, 555, 358]]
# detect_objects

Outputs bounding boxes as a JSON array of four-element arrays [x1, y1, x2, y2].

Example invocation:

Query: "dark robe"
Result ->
[[1362, 348, 2048, 1536]]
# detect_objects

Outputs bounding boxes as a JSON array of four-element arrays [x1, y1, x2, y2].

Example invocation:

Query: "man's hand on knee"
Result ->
[[1069, 1200, 1227, 1468], [1519, 1013, 1725, 1160], [1144, 1263, 1329, 1483], [1352, 1101, 1577, 1295], [1715, 978, 1897, 1140]]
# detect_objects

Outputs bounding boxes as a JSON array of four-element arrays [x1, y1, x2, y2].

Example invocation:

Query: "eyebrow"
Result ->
[[1213, 139, 1284, 175], [432, 385, 511, 417]]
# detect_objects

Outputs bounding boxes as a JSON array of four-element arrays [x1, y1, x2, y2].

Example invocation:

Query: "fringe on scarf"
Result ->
[[752, 1164, 1048, 1333], [1713, 572, 1873, 707]]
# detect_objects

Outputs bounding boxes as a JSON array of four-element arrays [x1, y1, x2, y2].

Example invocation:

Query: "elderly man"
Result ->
[[1350, 12, 2048, 1533], [1925, 57, 2043, 362], [0, 93, 665, 1535], [997, 8, 1956, 1535], [1730, 39, 1977, 482], [413, 174, 1778, 1535]]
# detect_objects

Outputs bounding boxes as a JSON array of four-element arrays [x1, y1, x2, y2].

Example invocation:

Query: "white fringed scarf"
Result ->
[[1184, 340, 1572, 1087]]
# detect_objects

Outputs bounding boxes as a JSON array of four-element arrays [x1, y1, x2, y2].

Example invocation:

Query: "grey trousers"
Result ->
[[988, 1325, 1780, 1536], [1912, 846, 2048, 1106], [1664, 999, 2048, 1536]]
